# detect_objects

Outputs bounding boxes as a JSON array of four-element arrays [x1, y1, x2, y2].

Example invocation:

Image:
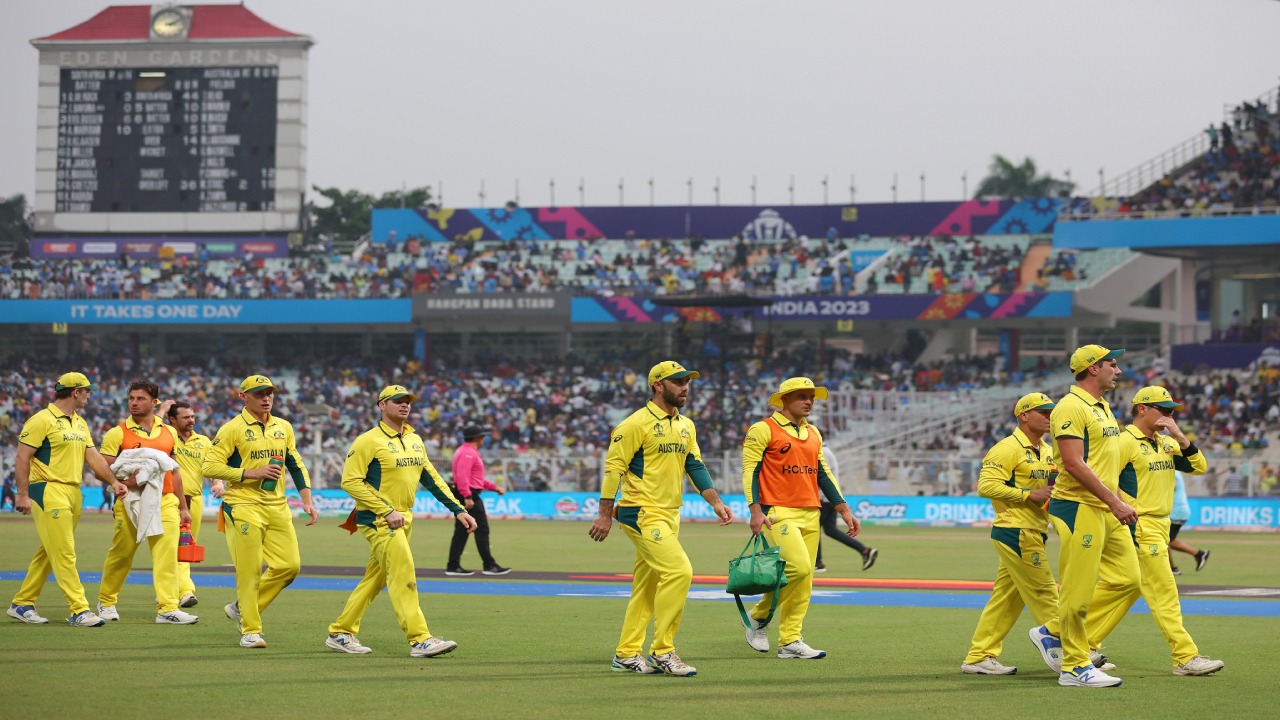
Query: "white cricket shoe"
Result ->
[[742, 616, 770, 653], [1090, 651, 1116, 671], [1028, 625, 1063, 673], [648, 652, 697, 676], [778, 639, 827, 659], [1174, 655, 1224, 676], [410, 636, 457, 658], [240, 633, 267, 648], [1059, 664, 1122, 687], [224, 601, 242, 632], [326, 633, 373, 654], [7, 604, 49, 624], [68, 610, 106, 627], [179, 593, 198, 608], [156, 610, 199, 624], [96, 604, 120, 622], [961, 657, 1017, 675], [611, 654, 658, 674]]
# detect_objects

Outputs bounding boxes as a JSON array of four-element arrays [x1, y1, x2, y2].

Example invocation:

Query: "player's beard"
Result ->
[[662, 385, 687, 408]]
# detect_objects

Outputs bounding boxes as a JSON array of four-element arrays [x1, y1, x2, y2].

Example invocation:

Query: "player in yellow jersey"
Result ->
[[1085, 386, 1224, 676], [9, 372, 123, 627], [741, 377, 860, 660], [325, 385, 478, 657], [962, 392, 1058, 675], [589, 361, 734, 677], [96, 380, 197, 625], [1029, 345, 1138, 688], [202, 374, 318, 649], [166, 400, 221, 608]]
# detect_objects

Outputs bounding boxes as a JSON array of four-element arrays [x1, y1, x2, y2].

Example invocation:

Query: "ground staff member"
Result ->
[[962, 393, 1057, 675], [589, 361, 733, 677], [741, 377, 860, 660], [97, 381, 196, 625], [326, 385, 477, 657], [202, 375, 318, 649], [1028, 345, 1138, 688], [8, 372, 122, 628], [167, 400, 221, 608], [1084, 386, 1224, 676]]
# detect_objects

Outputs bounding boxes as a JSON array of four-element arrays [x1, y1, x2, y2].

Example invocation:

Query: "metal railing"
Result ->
[[1085, 130, 1208, 199]]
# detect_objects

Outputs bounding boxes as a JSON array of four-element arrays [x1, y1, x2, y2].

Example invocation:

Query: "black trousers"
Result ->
[[448, 489, 495, 567], [816, 501, 867, 565]]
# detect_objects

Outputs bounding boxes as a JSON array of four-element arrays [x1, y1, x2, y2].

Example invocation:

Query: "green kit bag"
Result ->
[[726, 533, 789, 626]]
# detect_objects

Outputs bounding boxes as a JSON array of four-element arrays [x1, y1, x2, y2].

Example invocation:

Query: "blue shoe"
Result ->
[[1059, 664, 1122, 687], [7, 604, 49, 624], [1028, 625, 1063, 673], [68, 610, 106, 627]]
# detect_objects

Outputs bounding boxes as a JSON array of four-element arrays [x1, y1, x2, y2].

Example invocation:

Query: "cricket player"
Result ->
[[8, 372, 122, 627], [97, 380, 197, 624], [167, 400, 221, 608], [962, 392, 1058, 675], [325, 385, 477, 657], [741, 377, 861, 660], [589, 361, 734, 677], [202, 374, 318, 649], [1028, 345, 1138, 688], [1084, 386, 1224, 676]]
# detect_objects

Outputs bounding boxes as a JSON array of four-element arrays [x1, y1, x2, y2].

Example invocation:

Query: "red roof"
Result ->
[[34, 4, 306, 42]]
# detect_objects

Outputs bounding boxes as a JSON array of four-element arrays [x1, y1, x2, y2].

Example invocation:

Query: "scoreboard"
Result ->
[[56, 66, 278, 214]]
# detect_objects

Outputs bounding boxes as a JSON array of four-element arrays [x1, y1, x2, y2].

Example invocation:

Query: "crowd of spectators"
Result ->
[[1124, 96, 1280, 215], [868, 234, 1026, 295]]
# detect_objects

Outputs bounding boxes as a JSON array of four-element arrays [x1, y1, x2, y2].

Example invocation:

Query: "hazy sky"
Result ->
[[3, 0, 1279, 207]]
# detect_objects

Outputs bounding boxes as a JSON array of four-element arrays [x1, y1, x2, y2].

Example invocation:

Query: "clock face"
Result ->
[[152, 9, 187, 38]]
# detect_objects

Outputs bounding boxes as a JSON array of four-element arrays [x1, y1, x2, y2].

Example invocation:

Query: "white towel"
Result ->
[[111, 448, 179, 542]]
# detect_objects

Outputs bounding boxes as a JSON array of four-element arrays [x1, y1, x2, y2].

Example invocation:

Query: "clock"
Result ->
[[151, 8, 188, 38]]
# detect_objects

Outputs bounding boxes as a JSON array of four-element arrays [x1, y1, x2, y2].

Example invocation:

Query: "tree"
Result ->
[[0, 194, 32, 255], [973, 155, 1075, 199], [305, 185, 433, 244]]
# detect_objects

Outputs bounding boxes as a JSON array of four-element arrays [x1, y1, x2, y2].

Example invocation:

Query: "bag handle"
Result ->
[[737, 532, 772, 559]]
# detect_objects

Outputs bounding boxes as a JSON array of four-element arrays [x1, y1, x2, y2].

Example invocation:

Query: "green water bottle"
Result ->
[[262, 456, 284, 492]]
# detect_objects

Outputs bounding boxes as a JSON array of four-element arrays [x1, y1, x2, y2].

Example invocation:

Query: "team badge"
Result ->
[[271, 429, 286, 440], [1081, 534, 1093, 548], [650, 528, 662, 542], [240, 523, 251, 536], [1150, 544, 1159, 556], [1031, 552, 1041, 567], [115, 518, 123, 529], [52, 509, 61, 519], [780, 524, 790, 535]]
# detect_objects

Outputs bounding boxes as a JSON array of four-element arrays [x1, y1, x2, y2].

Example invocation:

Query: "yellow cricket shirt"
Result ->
[[601, 401, 713, 509], [978, 428, 1055, 529], [741, 413, 845, 507], [18, 404, 93, 485], [202, 409, 310, 506], [173, 431, 212, 496], [1050, 386, 1123, 509], [1117, 426, 1207, 518], [342, 421, 463, 528]]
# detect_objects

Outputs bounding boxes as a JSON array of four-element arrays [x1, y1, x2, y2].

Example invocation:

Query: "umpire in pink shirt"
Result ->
[[446, 425, 510, 576]]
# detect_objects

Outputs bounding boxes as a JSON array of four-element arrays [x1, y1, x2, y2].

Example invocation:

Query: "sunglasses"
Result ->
[[1146, 404, 1175, 416]]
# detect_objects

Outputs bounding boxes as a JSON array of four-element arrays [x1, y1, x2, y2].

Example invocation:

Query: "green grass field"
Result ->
[[0, 515, 1277, 719]]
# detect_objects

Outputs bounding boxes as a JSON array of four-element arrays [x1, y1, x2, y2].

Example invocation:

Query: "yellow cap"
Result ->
[[54, 372, 99, 391], [1131, 385, 1182, 409], [648, 361, 700, 386], [1013, 392, 1056, 416], [1069, 344, 1125, 375], [239, 375, 279, 393], [378, 385, 418, 403], [768, 377, 829, 408]]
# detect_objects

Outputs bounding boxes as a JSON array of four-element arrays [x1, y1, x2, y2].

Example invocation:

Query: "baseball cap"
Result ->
[[378, 385, 418, 403], [461, 424, 487, 439], [54, 372, 99, 391], [1013, 392, 1056, 416], [1132, 385, 1183, 409], [769, 377, 829, 408], [1069, 344, 1125, 375], [239, 375, 280, 393], [648, 361, 700, 386]]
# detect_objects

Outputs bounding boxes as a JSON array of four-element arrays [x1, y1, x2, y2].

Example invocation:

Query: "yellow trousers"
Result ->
[[12, 482, 89, 615], [99, 493, 181, 612], [1087, 515, 1199, 666], [964, 527, 1059, 664], [751, 506, 820, 646], [616, 506, 692, 658], [222, 502, 300, 635], [1048, 499, 1139, 671], [328, 516, 432, 644], [176, 493, 204, 597]]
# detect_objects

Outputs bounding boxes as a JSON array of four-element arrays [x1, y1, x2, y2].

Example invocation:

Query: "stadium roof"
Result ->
[[33, 4, 307, 43]]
